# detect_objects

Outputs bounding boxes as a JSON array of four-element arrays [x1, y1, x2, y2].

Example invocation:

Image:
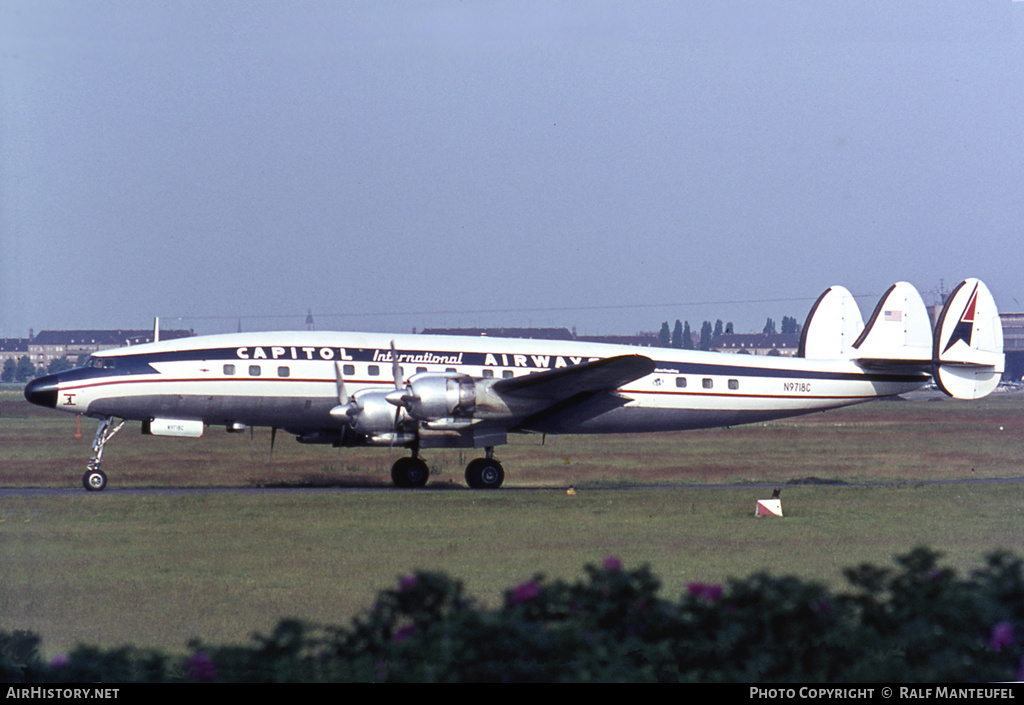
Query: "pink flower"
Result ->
[[398, 574, 418, 592], [603, 556, 623, 571], [990, 621, 1015, 652], [185, 651, 217, 682], [509, 580, 541, 605], [394, 624, 416, 642], [687, 582, 723, 603]]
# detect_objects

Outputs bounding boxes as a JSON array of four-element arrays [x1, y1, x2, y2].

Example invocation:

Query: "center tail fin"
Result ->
[[850, 281, 933, 365]]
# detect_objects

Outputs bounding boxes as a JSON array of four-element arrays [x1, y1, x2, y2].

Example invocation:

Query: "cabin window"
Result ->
[[675, 377, 687, 388], [249, 365, 261, 376], [503, 370, 514, 379], [223, 364, 236, 376], [368, 365, 380, 376], [343, 364, 355, 376], [277, 366, 290, 378], [728, 379, 739, 390], [702, 378, 713, 389], [482, 369, 494, 378], [417, 367, 428, 374]]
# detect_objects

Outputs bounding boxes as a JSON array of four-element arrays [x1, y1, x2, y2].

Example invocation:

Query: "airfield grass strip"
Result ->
[[1, 390, 1022, 661]]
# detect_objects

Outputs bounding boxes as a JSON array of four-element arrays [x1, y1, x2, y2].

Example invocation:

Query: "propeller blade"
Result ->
[[330, 361, 355, 423], [390, 340, 403, 390], [334, 361, 350, 405]]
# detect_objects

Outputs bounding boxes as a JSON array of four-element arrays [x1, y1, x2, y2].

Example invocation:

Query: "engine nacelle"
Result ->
[[349, 389, 405, 435], [403, 373, 476, 421]]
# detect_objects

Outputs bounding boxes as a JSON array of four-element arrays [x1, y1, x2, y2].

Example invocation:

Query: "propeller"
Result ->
[[327, 347, 412, 440], [386, 340, 414, 430], [329, 361, 356, 423], [391, 340, 403, 389]]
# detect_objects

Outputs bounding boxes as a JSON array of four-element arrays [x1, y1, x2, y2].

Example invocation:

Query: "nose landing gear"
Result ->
[[82, 417, 125, 491]]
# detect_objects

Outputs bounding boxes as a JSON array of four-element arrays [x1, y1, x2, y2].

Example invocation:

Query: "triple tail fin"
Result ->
[[932, 278, 1004, 399], [800, 278, 1004, 400]]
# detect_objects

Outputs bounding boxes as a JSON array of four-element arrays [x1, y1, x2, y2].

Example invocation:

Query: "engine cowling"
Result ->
[[348, 389, 406, 435], [332, 372, 487, 441], [401, 373, 477, 421]]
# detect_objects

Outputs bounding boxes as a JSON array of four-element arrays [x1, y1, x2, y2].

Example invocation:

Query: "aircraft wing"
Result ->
[[493, 354, 655, 401]]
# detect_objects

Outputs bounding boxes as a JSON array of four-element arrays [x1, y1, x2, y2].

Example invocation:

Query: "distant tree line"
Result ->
[[762, 315, 801, 336], [1, 355, 78, 383], [658, 315, 800, 350]]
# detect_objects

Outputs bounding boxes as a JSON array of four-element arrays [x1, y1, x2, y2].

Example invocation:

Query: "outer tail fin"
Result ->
[[851, 282, 933, 364], [932, 278, 1004, 399], [798, 286, 864, 359]]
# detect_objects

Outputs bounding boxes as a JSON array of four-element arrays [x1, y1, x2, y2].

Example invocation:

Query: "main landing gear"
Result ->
[[465, 448, 505, 489], [388, 447, 505, 489], [83, 416, 125, 491]]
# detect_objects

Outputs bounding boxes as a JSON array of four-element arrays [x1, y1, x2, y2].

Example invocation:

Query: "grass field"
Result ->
[[2, 388, 1023, 657]]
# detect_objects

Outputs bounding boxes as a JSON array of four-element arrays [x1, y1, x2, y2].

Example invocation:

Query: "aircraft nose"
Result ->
[[24, 374, 59, 409]]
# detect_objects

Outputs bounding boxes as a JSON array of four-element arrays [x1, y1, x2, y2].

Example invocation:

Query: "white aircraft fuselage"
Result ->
[[34, 331, 927, 434], [23, 278, 1004, 491]]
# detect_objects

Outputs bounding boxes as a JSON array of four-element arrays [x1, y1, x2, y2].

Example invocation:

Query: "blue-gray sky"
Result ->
[[2, 1, 1021, 338]]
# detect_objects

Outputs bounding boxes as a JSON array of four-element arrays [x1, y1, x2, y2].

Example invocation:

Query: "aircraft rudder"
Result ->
[[932, 278, 1004, 399]]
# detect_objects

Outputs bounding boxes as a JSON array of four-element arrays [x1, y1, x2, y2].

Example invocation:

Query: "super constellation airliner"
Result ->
[[24, 279, 1004, 491]]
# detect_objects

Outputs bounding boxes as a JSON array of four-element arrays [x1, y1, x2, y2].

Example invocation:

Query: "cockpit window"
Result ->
[[85, 356, 117, 370]]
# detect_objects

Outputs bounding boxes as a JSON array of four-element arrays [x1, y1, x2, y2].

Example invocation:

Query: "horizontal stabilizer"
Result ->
[[851, 282, 932, 364], [932, 278, 1003, 399], [798, 286, 864, 359]]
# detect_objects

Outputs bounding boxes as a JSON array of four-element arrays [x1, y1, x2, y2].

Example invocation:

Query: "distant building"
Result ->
[[713, 333, 800, 356], [419, 327, 662, 347], [1001, 313, 1024, 382], [420, 327, 576, 341], [0, 338, 31, 367], [574, 333, 661, 347], [28, 329, 194, 367]]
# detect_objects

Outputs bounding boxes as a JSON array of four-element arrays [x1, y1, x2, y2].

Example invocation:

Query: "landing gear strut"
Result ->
[[83, 416, 125, 492]]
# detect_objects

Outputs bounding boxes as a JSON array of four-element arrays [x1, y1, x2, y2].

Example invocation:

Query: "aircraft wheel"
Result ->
[[391, 457, 429, 488], [465, 458, 504, 489], [83, 469, 107, 492]]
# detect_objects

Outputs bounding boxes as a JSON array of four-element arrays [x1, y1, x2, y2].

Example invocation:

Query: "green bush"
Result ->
[[4, 548, 1023, 682]]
